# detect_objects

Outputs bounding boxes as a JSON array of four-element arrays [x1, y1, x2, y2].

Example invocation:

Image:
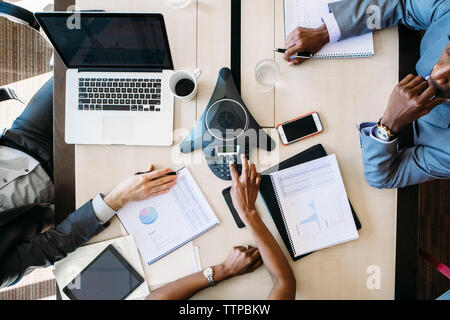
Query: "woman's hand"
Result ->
[[229, 155, 261, 224], [104, 164, 177, 211], [214, 246, 263, 282]]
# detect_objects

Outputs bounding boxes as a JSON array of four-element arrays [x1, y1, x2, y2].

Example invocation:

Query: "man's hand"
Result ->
[[104, 165, 177, 211], [214, 246, 263, 282], [229, 155, 261, 224], [381, 74, 446, 134], [284, 24, 329, 66]]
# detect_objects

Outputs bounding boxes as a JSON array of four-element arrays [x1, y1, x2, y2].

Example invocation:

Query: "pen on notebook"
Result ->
[[273, 48, 313, 59]]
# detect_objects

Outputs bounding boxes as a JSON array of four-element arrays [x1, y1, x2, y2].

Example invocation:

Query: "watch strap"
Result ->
[[203, 267, 217, 287]]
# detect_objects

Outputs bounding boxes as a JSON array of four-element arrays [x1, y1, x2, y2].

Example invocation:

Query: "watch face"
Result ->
[[375, 127, 389, 141], [204, 267, 213, 277]]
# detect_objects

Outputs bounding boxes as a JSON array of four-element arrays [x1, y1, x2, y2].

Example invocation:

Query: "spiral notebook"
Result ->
[[117, 167, 219, 265], [284, 0, 374, 59], [269, 154, 359, 257]]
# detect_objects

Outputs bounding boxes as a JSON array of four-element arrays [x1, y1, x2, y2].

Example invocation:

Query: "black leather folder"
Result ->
[[259, 144, 362, 261]]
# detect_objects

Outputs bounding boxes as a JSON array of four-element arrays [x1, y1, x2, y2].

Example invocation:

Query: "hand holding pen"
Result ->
[[282, 25, 330, 66]]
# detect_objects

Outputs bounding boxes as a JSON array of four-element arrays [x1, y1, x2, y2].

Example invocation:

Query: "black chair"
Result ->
[[0, 2, 39, 31]]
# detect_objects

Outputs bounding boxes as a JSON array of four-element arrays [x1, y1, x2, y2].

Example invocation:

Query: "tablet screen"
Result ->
[[63, 245, 144, 300]]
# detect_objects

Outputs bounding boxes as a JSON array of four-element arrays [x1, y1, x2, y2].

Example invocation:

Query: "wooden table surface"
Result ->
[[53, 0, 399, 299]]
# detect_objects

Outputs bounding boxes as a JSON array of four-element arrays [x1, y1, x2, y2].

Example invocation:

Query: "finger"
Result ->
[[398, 74, 416, 86], [423, 96, 446, 112], [142, 168, 173, 181], [249, 258, 263, 272], [255, 173, 262, 188], [147, 175, 177, 188], [246, 247, 258, 255], [148, 188, 171, 198], [284, 38, 298, 51], [241, 154, 250, 178], [229, 161, 239, 182], [404, 75, 425, 89], [284, 43, 303, 60], [249, 163, 257, 183], [285, 29, 300, 45], [411, 80, 429, 95], [250, 248, 261, 261], [147, 163, 154, 172], [418, 85, 437, 103], [234, 246, 247, 252], [148, 181, 177, 195], [288, 58, 307, 66]]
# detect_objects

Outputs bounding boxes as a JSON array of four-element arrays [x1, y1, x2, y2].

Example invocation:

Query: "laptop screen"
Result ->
[[35, 13, 174, 69]]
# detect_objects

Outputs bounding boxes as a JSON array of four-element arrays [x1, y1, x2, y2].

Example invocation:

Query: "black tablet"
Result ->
[[62, 244, 144, 300]]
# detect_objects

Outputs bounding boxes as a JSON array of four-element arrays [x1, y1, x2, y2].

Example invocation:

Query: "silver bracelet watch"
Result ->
[[203, 267, 217, 287]]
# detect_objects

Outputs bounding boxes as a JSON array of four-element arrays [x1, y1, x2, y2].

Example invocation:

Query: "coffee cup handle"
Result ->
[[193, 69, 202, 80]]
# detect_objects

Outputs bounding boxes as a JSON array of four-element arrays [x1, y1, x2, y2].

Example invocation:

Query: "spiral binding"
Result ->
[[147, 222, 220, 265], [270, 175, 297, 257], [312, 52, 374, 59]]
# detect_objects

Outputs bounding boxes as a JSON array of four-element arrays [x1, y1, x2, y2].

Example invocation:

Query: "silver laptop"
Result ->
[[35, 12, 175, 146]]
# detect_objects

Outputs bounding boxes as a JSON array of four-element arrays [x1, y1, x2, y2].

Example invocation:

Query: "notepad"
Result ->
[[284, 0, 374, 59], [270, 154, 359, 257], [117, 167, 219, 265]]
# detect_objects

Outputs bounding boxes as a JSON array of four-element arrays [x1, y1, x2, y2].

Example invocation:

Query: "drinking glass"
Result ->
[[255, 59, 280, 92], [166, 0, 192, 9]]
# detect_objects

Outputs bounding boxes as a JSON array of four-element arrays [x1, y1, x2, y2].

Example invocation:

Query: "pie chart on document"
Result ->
[[139, 207, 159, 225]]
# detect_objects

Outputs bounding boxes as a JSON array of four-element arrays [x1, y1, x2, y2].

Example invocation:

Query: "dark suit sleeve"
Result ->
[[330, 0, 450, 40], [0, 201, 105, 288]]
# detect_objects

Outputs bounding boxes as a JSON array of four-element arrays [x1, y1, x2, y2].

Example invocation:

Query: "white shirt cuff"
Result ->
[[91, 193, 117, 225], [362, 125, 398, 144], [321, 13, 341, 43]]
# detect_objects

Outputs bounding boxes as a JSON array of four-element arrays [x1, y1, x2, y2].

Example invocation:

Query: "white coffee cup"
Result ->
[[169, 69, 201, 101]]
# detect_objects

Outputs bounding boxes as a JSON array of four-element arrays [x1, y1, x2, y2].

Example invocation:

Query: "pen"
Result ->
[[273, 48, 312, 59], [135, 170, 179, 176]]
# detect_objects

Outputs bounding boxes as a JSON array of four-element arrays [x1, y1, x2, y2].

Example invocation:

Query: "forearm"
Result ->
[[146, 265, 228, 300], [0, 202, 104, 288], [245, 212, 296, 298]]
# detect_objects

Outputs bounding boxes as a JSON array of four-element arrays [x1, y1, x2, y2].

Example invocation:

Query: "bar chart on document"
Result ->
[[270, 155, 358, 256]]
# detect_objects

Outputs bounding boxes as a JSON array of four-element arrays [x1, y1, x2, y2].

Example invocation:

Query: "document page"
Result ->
[[118, 168, 219, 265], [270, 155, 358, 256], [284, 0, 374, 58]]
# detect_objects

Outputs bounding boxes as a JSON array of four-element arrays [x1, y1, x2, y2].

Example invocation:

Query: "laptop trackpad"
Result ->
[[102, 117, 133, 143]]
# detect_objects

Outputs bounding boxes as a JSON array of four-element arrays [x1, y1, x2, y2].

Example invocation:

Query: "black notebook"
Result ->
[[260, 144, 362, 261]]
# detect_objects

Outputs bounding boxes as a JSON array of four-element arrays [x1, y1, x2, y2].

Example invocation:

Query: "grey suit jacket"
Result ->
[[330, 0, 450, 188], [0, 202, 105, 288]]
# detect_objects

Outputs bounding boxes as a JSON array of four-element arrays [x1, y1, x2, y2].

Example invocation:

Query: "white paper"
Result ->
[[270, 154, 359, 256], [53, 235, 149, 300], [118, 167, 219, 265], [284, 0, 374, 58]]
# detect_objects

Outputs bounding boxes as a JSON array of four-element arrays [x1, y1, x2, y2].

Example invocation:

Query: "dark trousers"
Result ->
[[0, 78, 55, 284], [1, 77, 54, 179]]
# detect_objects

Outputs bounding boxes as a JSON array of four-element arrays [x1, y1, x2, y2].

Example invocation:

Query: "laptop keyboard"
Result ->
[[78, 77, 162, 112]]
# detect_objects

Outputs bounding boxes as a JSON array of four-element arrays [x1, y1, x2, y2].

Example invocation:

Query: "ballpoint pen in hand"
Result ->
[[135, 167, 183, 176], [273, 48, 313, 59]]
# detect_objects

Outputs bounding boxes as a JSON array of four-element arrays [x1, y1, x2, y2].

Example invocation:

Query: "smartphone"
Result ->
[[277, 112, 323, 145]]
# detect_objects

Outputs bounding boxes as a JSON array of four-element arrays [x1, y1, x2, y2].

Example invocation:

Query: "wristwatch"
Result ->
[[203, 267, 217, 287], [374, 121, 396, 142]]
